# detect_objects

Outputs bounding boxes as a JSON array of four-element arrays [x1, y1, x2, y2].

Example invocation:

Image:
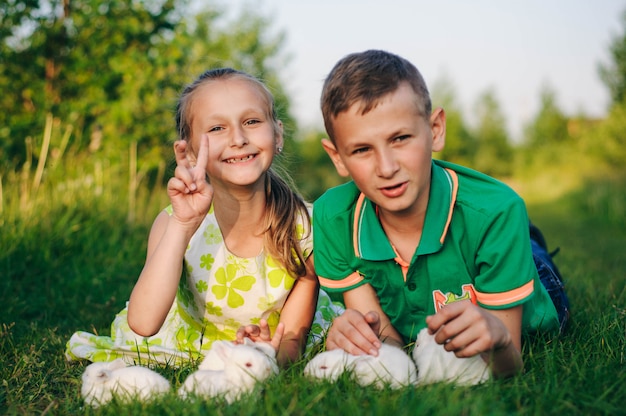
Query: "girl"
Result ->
[[65, 68, 340, 367]]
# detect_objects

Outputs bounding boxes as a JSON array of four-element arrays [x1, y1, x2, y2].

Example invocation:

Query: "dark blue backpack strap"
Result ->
[[529, 222, 570, 333]]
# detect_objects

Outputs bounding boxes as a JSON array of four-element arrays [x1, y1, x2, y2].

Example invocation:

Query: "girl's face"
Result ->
[[188, 77, 282, 190]]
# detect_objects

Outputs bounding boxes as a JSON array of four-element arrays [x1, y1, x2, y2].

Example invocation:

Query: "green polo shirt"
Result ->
[[313, 160, 559, 344]]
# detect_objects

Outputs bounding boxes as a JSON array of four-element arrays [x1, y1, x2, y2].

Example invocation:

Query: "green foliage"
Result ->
[[589, 102, 626, 169], [289, 129, 347, 202], [0, 0, 291, 179], [524, 86, 569, 147], [470, 89, 513, 177], [599, 9, 626, 105], [431, 76, 477, 167]]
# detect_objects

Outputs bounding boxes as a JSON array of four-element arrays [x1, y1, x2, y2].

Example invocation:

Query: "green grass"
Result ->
[[1, 159, 625, 415]]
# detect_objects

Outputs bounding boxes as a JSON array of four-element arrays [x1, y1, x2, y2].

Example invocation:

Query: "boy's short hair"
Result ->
[[320, 49, 432, 142]]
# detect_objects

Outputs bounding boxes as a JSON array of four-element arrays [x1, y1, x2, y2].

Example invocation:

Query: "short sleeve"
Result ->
[[313, 189, 365, 292], [472, 196, 536, 309]]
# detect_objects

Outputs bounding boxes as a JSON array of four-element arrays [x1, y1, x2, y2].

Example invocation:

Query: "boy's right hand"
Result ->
[[167, 134, 214, 228], [326, 309, 383, 356]]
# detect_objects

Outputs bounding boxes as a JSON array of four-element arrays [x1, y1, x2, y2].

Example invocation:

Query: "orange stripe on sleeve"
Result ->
[[441, 168, 458, 244], [352, 193, 366, 257], [475, 280, 534, 307], [318, 272, 364, 290]]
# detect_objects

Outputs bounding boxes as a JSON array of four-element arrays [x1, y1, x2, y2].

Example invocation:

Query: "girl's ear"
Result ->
[[321, 139, 350, 177], [275, 120, 284, 152], [430, 107, 446, 152]]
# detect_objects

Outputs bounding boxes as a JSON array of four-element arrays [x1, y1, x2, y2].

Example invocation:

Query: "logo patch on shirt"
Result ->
[[432, 284, 477, 312]]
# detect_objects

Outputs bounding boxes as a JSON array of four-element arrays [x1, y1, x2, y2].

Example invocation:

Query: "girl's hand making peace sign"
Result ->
[[167, 134, 214, 228]]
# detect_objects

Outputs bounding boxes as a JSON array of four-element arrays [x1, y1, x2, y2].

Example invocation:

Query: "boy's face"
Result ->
[[322, 82, 446, 219]]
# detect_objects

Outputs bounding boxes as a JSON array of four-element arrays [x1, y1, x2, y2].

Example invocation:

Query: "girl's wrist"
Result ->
[[169, 215, 202, 237]]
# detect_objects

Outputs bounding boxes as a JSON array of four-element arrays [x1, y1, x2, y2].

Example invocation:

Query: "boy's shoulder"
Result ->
[[313, 181, 361, 218], [434, 159, 523, 207]]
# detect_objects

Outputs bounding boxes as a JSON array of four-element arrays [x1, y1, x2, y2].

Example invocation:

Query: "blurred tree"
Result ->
[[289, 129, 346, 202], [523, 85, 569, 148], [430, 75, 476, 167], [596, 9, 626, 170], [589, 99, 626, 169], [0, 0, 291, 175], [599, 9, 626, 106], [471, 89, 513, 177], [520, 85, 570, 171]]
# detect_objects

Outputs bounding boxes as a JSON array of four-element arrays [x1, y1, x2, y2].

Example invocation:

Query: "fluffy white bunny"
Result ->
[[352, 344, 418, 389], [412, 328, 491, 386], [303, 349, 357, 382], [178, 338, 279, 403], [195, 340, 230, 372], [304, 344, 417, 389], [81, 359, 171, 407]]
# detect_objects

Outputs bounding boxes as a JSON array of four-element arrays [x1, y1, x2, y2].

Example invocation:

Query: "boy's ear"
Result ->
[[430, 107, 446, 152], [321, 138, 350, 177]]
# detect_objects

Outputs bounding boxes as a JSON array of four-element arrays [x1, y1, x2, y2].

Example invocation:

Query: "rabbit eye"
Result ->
[[321, 365, 328, 370], [245, 362, 252, 367]]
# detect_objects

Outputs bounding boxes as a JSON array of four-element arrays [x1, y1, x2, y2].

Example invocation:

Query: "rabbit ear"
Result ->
[[213, 341, 233, 361], [108, 359, 127, 371]]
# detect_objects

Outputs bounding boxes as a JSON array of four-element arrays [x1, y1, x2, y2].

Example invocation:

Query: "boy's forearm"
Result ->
[[482, 342, 524, 378]]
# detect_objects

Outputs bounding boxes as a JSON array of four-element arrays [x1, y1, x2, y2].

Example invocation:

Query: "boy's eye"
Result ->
[[352, 147, 369, 155], [209, 126, 224, 132], [393, 135, 410, 142], [244, 119, 261, 126]]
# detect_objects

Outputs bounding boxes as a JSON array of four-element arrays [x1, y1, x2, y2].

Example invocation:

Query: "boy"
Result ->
[[313, 50, 568, 378]]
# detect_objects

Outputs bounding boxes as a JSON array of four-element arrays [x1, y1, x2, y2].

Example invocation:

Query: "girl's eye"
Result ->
[[209, 126, 224, 132], [244, 119, 261, 126]]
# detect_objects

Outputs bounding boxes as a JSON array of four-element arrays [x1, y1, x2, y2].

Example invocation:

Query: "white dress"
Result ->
[[65, 204, 342, 366]]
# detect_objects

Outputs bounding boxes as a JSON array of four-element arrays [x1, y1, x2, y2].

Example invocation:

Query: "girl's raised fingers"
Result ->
[[167, 176, 191, 195], [174, 140, 192, 169], [173, 164, 197, 192], [193, 134, 210, 178]]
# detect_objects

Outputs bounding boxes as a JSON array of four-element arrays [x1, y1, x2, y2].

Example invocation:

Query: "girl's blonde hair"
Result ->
[[175, 68, 310, 278]]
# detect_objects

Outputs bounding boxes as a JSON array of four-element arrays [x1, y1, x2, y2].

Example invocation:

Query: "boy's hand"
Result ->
[[326, 309, 382, 356], [235, 319, 284, 352], [167, 134, 214, 228], [425, 299, 513, 358]]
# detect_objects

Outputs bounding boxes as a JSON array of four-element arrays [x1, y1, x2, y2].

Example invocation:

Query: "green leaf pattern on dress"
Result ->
[[211, 263, 256, 308], [64, 204, 343, 366]]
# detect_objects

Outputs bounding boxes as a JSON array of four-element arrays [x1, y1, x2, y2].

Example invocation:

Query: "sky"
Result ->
[[222, 0, 625, 140]]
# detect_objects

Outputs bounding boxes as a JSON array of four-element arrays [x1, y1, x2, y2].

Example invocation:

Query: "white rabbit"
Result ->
[[303, 349, 357, 382], [352, 344, 418, 389], [196, 340, 231, 371], [81, 358, 170, 407], [412, 328, 490, 386], [304, 344, 417, 389], [179, 338, 279, 403]]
